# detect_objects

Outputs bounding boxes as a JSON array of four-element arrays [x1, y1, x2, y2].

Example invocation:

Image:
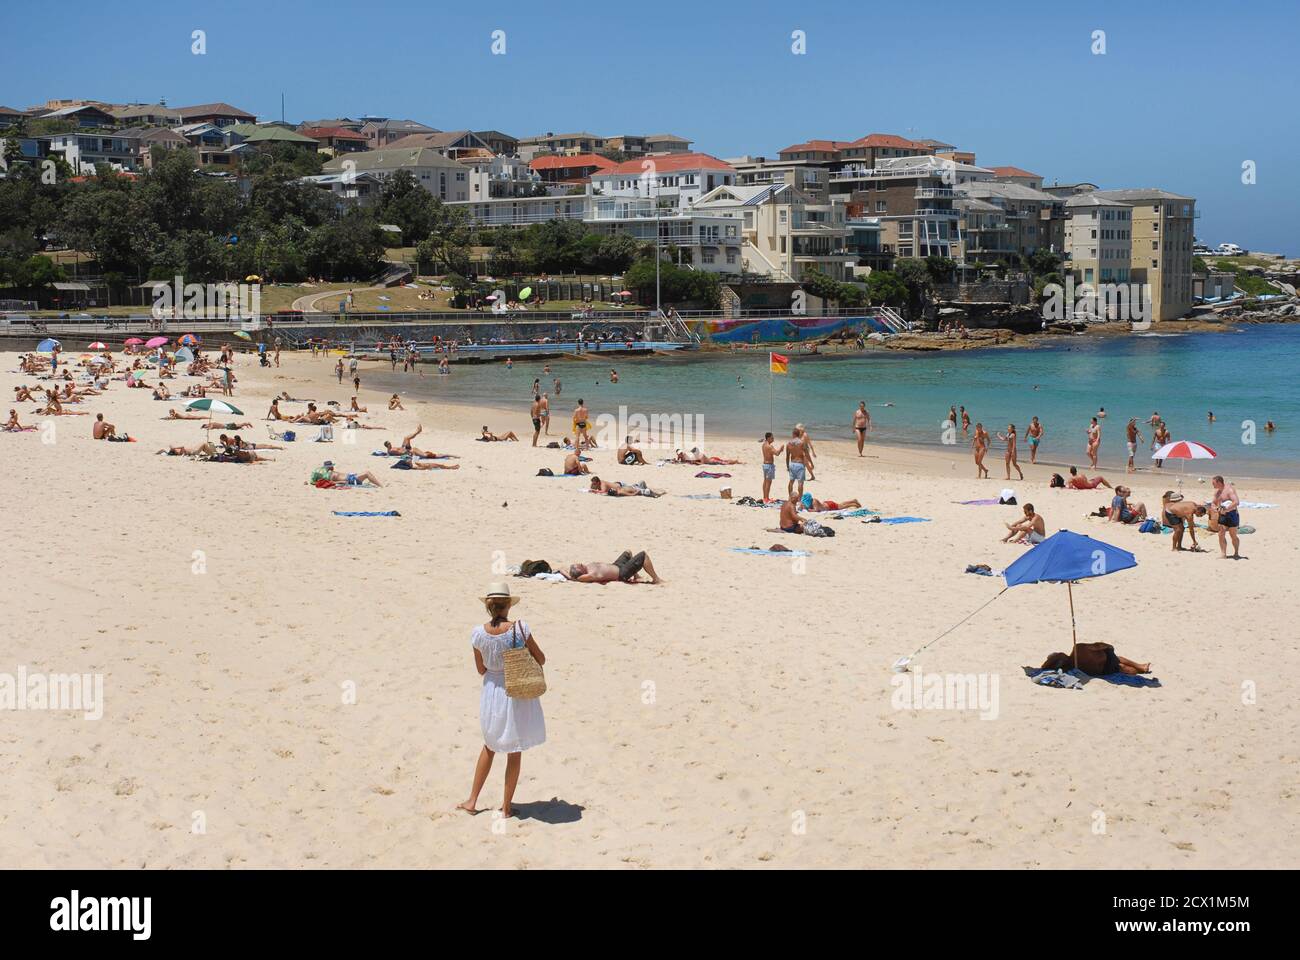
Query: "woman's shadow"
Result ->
[[511, 797, 584, 824]]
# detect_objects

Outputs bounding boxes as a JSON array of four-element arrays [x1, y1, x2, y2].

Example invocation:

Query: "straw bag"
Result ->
[[502, 622, 546, 699]]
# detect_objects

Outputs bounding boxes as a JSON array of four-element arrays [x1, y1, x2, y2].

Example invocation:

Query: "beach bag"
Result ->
[[519, 560, 551, 577], [536, 467, 554, 476], [503, 623, 546, 699], [1139, 518, 1161, 534], [282, 430, 296, 442]]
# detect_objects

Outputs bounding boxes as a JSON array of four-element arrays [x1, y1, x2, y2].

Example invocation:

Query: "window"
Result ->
[[702, 249, 715, 264], [727, 250, 737, 264], [876, 200, 886, 212]]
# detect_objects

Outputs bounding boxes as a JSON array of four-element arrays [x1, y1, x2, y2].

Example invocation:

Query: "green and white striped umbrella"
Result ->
[[185, 398, 243, 416]]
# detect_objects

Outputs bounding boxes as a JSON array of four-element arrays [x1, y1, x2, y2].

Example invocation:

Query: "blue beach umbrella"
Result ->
[[37, 338, 60, 353], [1003, 530, 1137, 667]]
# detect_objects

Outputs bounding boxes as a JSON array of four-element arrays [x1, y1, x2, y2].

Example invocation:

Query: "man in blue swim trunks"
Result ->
[[1211, 475, 1242, 559], [785, 426, 809, 499], [313, 460, 383, 487], [760, 432, 784, 502]]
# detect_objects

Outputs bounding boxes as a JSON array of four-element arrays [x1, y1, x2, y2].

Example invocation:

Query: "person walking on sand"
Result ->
[[997, 424, 1024, 481], [761, 431, 785, 501], [972, 422, 990, 479], [335, 358, 344, 384], [1026, 416, 1044, 464], [1125, 417, 1145, 474], [853, 402, 871, 456], [572, 399, 591, 448], [1086, 416, 1101, 470], [458, 583, 545, 819]]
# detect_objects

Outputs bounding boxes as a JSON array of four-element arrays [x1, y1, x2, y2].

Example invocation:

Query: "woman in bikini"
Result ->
[[996, 423, 1025, 481], [1086, 417, 1101, 470], [972, 422, 990, 479]]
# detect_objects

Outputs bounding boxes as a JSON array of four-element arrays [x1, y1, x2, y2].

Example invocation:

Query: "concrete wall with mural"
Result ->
[[690, 313, 886, 343]]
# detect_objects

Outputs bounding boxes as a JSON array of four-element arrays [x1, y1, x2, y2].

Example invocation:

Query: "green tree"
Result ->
[[865, 270, 907, 308]]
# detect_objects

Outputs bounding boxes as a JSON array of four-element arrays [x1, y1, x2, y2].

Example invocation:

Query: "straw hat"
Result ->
[[481, 582, 520, 608]]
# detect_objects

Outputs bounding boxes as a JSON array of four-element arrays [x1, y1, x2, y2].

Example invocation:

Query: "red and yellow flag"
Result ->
[[769, 352, 789, 375]]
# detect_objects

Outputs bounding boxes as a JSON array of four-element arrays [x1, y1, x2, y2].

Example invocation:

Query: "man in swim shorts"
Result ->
[[853, 402, 871, 456], [779, 495, 806, 535], [761, 432, 784, 502], [1067, 466, 1112, 490], [1125, 418, 1145, 473], [785, 427, 809, 499], [312, 460, 383, 488], [1161, 492, 1207, 552], [561, 551, 662, 584], [1210, 475, 1242, 559]]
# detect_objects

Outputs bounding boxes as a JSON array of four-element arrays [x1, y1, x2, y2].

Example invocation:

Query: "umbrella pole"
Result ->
[[1068, 581, 1078, 670]]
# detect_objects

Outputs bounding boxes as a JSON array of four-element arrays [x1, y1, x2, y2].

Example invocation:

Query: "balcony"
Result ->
[[915, 187, 956, 199], [915, 208, 960, 219]]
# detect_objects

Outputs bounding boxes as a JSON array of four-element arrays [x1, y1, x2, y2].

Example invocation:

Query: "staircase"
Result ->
[[876, 305, 909, 333]]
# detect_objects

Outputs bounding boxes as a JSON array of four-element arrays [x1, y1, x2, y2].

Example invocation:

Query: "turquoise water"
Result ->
[[370, 325, 1300, 478]]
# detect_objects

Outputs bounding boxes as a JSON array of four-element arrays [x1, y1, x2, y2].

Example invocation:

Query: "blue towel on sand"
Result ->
[[731, 547, 811, 557], [332, 510, 401, 517], [829, 507, 878, 518], [1022, 666, 1161, 689], [866, 516, 930, 525]]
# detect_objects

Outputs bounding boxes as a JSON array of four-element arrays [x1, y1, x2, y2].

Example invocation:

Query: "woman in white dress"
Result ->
[[458, 583, 546, 818]]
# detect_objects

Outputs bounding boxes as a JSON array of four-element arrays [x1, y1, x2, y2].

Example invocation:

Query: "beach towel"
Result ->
[[1238, 501, 1277, 509], [695, 471, 731, 478], [955, 498, 1001, 506], [332, 510, 401, 517], [731, 547, 811, 558], [828, 507, 879, 518], [531, 572, 568, 582], [1022, 666, 1161, 689], [677, 493, 718, 500], [864, 516, 931, 525]]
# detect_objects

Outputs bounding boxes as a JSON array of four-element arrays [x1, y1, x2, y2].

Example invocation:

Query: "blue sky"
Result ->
[[6, 0, 1297, 252]]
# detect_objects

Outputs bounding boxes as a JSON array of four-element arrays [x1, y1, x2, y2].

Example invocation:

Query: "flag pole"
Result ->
[[769, 353, 774, 433]]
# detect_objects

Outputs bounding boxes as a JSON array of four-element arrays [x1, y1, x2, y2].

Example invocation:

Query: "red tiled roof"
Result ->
[[174, 102, 255, 119], [991, 165, 1041, 179], [847, 133, 932, 150], [593, 152, 734, 176], [300, 126, 367, 141], [778, 139, 848, 154], [529, 153, 615, 171]]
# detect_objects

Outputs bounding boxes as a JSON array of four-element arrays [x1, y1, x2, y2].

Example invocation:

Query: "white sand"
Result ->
[[2, 347, 1297, 868]]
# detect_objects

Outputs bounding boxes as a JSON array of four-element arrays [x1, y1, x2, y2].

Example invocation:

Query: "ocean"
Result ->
[[361, 324, 1300, 478]]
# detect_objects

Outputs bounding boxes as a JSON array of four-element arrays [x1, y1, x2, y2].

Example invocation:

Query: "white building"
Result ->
[[589, 153, 737, 212]]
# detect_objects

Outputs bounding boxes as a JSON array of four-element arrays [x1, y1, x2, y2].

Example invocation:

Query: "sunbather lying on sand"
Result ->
[[803, 495, 862, 512], [219, 434, 282, 451], [479, 426, 519, 442], [589, 477, 663, 497], [556, 550, 663, 584], [37, 396, 88, 416], [309, 461, 382, 487], [395, 455, 460, 470], [163, 408, 208, 421], [201, 421, 254, 430], [563, 452, 591, 476], [674, 447, 740, 465], [157, 442, 219, 457], [1066, 466, 1112, 490], [1040, 642, 1150, 677], [379, 425, 453, 459]]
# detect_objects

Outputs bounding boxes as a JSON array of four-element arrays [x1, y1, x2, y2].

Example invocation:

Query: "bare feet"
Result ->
[[455, 800, 478, 814]]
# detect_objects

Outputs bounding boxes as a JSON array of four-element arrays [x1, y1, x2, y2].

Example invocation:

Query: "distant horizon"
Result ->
[[5, 0, 1295, 255]]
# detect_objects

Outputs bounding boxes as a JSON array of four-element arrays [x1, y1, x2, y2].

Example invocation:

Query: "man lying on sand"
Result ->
[[380, 425, 455, 459], [157, 442, 219, 457], [1040, 643, 1151, 677], [674, 447, 740, 465], [1002, 502, 1046, 544], [588, 477, 663, 497], [1067, 466, 1112, 490], [1161, 491, 1207, 552], [201, 420, 254, 431], [310, 460, 382, 488], [478, 426, 519, 442], [163, 408, 208, 421], [557, 551, 663, 584]]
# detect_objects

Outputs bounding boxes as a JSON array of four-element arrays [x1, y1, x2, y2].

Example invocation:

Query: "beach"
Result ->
[[3, 346, 1298, 869]]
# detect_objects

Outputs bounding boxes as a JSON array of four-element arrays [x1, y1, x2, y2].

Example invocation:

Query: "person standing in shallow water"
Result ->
[[458, 583, 546, 819], [997, 424, 1024, 481], [972, 423, 990, 479]]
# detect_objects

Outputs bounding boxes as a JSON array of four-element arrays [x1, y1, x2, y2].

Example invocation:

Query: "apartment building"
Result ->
[[322, 147, 471, 201], [1063, 194, 1133, 287], [839, 133, 935, 168], [955, 197, 1015, 263], [729, 156, 829, 201], [1092, 188, 1196, 320], [693, 182, 853, 281], [518, 131, 692, 161], [517, 132, 607, 161], [41, 130, 139, 173], [954, 180, 1064, 257], [461, 154, 542, 199], [989, 166, 1044, 190], [589, 152, 736, 210], [529, 153, 615, 186]]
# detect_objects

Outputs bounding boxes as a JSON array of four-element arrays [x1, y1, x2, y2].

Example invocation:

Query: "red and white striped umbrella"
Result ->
[[1151, 440, 1216, 461]]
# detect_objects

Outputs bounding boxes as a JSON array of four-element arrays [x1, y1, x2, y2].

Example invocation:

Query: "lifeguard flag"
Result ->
[[770, 352, 789, 375]]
